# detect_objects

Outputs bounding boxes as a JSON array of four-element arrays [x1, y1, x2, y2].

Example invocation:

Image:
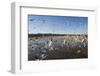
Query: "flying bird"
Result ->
[[33, 27, 36, 29], [29, 19, 35, 21], [42, 20, 46, 23]]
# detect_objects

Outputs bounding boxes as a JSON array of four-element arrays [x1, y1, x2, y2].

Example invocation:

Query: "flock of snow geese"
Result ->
[[28, 35, 88, 60]]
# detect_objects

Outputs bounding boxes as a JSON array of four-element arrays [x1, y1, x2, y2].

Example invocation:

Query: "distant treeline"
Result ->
[[28, 33, 87, 37]]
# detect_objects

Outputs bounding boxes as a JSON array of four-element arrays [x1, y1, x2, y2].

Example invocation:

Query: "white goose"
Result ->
[[63, 39, 66, 45], [48, 39, 53, 50]]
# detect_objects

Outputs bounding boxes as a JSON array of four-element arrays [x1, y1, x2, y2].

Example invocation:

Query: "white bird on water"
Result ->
[[63, 39, 66, 45], [48, 38, 53, 50], [48, 39, 52, 47]]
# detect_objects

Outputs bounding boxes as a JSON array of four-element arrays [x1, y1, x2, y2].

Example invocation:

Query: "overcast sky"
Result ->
[[28, 15, 88, 34]]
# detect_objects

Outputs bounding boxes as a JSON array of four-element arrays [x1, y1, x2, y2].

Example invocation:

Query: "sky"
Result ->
[[28, 15, 88, 34]]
